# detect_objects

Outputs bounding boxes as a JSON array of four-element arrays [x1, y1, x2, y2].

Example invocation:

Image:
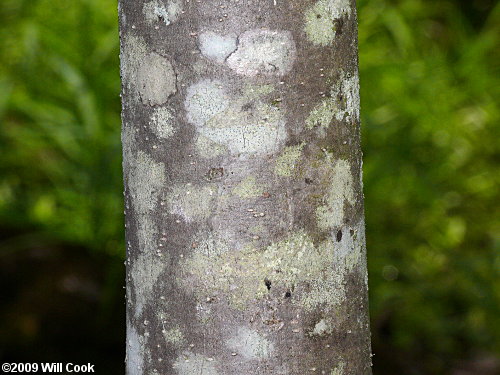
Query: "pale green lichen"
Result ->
[[226, 327, 274, 359], [232, 176, 264, 198], [163, 327, 185, 347], [305, 99, 336, 135], [304, 0, 351, 46], [195, 135, 227, 159], [331, 362, 345, 375], [316, 158, 355, 230], [275, 143, 305, 177], [179, 230, 346, 311], [167, 184, 216, 222], [242, 84, 275, 100], [226, 29, 297, 77], [173, 352, 218, 375], [149, 107, 175, 139]]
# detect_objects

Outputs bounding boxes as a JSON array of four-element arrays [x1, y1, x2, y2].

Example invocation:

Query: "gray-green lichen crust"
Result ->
[[177, 228, 361, 311], [304, 0, 352, 46]]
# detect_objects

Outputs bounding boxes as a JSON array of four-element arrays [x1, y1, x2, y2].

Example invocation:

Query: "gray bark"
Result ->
[[119, 0, 372, 374]]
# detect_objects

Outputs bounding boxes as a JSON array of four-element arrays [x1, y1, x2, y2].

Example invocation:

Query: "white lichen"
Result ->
[[310, 319, 332, 336], [143, 0, 183, 26], [126, 320, 144, 375], [185, 79, 230, 128], [227, 29, 297, 77], [335, 219, 366, 272], [149, 107, 175, 139], [304, 0, 352, 46], [185, 80, 287, 156], [226, 327, 274, 359], [198, 31, 238, 64]]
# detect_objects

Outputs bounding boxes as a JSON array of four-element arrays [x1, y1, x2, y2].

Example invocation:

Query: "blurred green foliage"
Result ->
[[0, 0, 498, 373]]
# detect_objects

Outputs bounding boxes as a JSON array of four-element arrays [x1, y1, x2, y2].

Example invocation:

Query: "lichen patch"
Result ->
[[316, 158, 355, 230], [143, 0, 183, 26], [185, 79, 230, 128], [275, 143, 305, 177], [185, 81, 287, 156], [137, 53, 176, 106], [305, 99, 336, 135], [149, 107, 175, 139], [178, 230, 346, 311], [304, 0, 351, 46], [126, 320, 144, 375], [226, 327, 274, 359], [127, 151, 166, 215], [232, 176, 264, 198], [163, 326, 185, 348], [227, 29, 296, 77], [331, 362, 346, 375], [198, 31, 238, 64], [167, 184, 217, 222], [131, 238, 166, 317], [331, 71, 360, 122], [173, 352, 219, 375], [310, 319, 332, 336]]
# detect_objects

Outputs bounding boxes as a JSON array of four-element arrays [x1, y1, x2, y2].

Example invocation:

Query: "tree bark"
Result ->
[[119, 0, 372, 374]]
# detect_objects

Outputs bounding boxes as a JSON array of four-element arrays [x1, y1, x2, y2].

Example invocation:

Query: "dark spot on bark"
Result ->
[[350, 229, 355, 236], [305, 178, 313, 184], [262, 192, 271, 198], [241, 102, 254, 112], [336, 230, 342, 242], [285, 291, 291, 298], [264, 279, 272, 290], [316, 14, 322, 19], [333, 18, 344, 35], [206, 167, 224, 181]]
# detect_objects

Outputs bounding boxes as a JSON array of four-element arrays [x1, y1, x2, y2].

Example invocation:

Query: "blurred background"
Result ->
[[0, 0, 498, 374]]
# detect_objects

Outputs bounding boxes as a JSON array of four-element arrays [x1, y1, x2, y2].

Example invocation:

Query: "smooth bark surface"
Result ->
[[120, 0, 372, 374]]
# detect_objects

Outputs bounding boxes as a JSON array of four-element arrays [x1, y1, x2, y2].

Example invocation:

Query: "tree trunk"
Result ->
[[119, 0, 372, 374]]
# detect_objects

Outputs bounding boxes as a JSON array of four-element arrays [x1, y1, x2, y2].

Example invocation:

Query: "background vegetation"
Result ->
[[0, 0, 498, 373]]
